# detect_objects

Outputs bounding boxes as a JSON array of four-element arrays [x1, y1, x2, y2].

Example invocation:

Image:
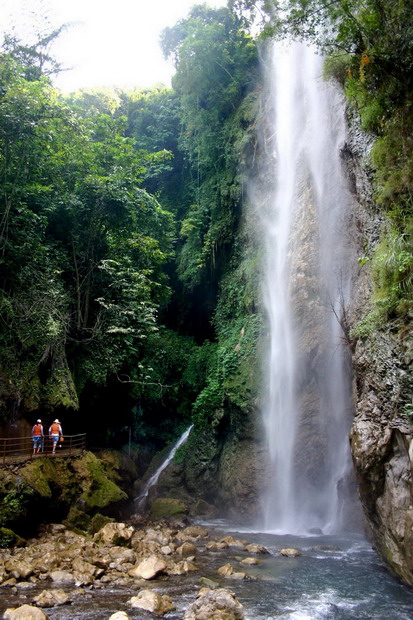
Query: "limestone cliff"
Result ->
[[345, 113, 413, 584]]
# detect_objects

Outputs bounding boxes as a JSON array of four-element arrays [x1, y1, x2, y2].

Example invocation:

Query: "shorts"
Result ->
[[32, 436, 42, 446], [51, 434, 59, 445]]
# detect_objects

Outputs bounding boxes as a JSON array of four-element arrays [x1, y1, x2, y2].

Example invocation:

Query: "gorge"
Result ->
[[0, 1, 412, 616]]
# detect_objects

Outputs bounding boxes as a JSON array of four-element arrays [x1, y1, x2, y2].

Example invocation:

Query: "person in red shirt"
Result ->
[[32, 419, 44, 455], [49, 419, 63, 454]]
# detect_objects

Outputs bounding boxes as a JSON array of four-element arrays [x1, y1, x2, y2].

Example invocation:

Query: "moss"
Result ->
[[72, 451, 128, 509], [63, 506, 91, 532], [0, 527, 21, 548], [44, 366, 79, 410], [150, 497, 188, 520], [89, 512, 114, 534], [19, 460, 54, 498]]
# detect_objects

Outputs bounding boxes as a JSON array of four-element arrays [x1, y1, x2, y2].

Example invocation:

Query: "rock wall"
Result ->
[[345, 112, 413, 584]]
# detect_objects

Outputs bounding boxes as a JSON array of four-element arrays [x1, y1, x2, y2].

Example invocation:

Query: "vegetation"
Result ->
[[0, 6, 260, 453], [0, 0, 411, 464]]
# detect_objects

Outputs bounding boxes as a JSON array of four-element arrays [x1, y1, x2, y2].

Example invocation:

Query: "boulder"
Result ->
[[184, 588, 245, 619], [33, 589, 71, 607], [4, 559, 33, 580], [176, 526, 208, 541], [3, 605, 51, 620], [219, 536, 247, 549], [244, 543, 268, 554], [240, 557, 259, 565], [167, 560, 198, 575], [49, 570, 76, 585], [217, 563, 235, 577], [94, 523, 134, 546], [109, 613, 130, 620], [128, 590, 175, 615], [280, 548, 301, 557], [176, 542, 197, 556], [128, 556, 167, 580]]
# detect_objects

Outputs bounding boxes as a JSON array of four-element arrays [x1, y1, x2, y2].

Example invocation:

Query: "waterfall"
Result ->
[[257, 42, 357, 534], [135, 425, 193, 509]]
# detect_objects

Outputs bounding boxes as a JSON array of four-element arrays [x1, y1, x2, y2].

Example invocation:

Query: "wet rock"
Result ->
[[4, 559, 33, 580], [167, 560, 198, 575], [176, 526, 208, 541], [128, 590, 175, 615], [176, 542, 197, 556], [33, 588, 71, 607], [49, 570, 76, 585], [244, 543, 269, 554], [240, 557, 259, 565], [205, 541, 228, 550], [14, 582, 34, 589], [220, 536, 247, 549], [280, 548, 301, 557], [128, 555, 167, 580], [1, 577, 17, 587], [184, 587, 245, 619], [94, 523, 134, 546], [217, 563, 235, 577], [3, 605, 51, 619], [199, 576, 220, 588]]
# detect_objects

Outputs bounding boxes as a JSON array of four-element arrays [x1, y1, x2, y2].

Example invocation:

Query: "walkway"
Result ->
[[0, 434, 86, 465]]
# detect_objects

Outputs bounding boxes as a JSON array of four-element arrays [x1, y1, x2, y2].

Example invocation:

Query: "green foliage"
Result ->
[[0, 38, 177, 413], [371, 227, 413, 316], [0, 483, 35, 527], [161, 5, 258, 291]]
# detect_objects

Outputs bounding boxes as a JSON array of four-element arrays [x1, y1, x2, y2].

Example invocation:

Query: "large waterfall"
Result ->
[[257, 42, 358, 534]]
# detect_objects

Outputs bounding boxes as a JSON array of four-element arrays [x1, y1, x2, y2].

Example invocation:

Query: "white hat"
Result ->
[[37, 419, 42, 423], [54, 419, 60, 423]]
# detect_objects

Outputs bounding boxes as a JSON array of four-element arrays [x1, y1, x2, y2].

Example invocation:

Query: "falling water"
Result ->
[[135, 425, 193, 509], [258, 42, 358, 534]]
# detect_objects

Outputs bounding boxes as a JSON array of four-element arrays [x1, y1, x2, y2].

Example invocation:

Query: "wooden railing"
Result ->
[[0, 434, 86, 465]]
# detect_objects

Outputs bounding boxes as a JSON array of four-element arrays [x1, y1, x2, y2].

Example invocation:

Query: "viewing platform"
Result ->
[[0, 434, 86, 465]]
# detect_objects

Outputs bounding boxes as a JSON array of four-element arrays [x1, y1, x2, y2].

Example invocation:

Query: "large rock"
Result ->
[[94, 523, 134, 546], [3, 605, 50, 620], [128, 556, 166, 580], [184, 588, 245, 620], [33, 589, 71, 607], [128, 590, 175, 615], [49, 570, 76, 585]]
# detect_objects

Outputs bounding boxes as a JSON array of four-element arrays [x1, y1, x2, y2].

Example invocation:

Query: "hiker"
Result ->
[[32, 419, 44, 455], [49, 419, 63, 454]]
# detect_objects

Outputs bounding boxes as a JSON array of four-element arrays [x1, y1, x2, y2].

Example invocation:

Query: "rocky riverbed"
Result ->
[[3, 518, 413, 619], [0, 518, 271, 619]]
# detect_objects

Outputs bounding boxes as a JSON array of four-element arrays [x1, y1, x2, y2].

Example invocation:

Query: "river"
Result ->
[[1, 521, 413, 619]]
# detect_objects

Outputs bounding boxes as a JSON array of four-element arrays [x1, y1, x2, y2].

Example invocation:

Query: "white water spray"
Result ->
[[135, 425, 193, 509], [258, 42, 356, 534]]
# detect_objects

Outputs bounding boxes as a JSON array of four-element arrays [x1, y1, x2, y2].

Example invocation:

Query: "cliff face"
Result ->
[[345, 114, 413, 584]]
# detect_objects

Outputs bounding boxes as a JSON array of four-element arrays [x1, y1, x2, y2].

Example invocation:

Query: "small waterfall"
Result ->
[[135, 425, 193, 509], [256, 42, 357, 534]]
